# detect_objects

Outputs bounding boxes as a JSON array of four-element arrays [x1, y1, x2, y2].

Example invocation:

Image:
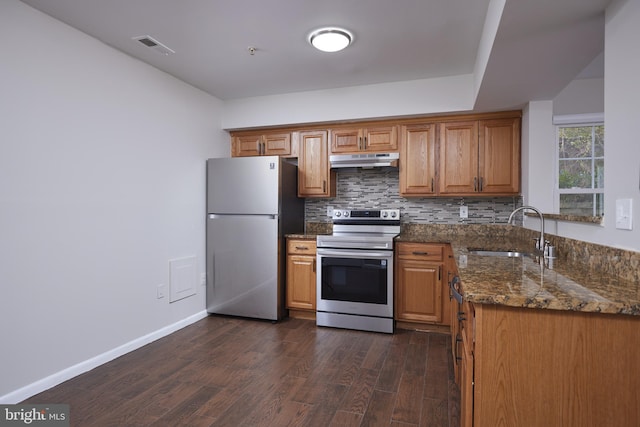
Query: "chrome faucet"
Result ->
[[508, 205, 545, 253]]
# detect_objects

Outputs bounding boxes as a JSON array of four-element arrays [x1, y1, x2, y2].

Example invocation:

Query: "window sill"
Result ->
[[526, 212, 603, 225]]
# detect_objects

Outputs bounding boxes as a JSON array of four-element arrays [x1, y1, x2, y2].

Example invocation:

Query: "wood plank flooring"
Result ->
[[24, 316, 460, 427]]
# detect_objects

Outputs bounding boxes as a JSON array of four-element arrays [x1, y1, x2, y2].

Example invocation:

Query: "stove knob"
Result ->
[[391, 211, 397, 218], [343, 211, 350, 217], [382, 211, 388, 218], [334, 211, 341, 217]]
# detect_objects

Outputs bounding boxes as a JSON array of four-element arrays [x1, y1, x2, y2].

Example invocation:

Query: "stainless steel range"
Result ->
[[316, 208, 400, 334]]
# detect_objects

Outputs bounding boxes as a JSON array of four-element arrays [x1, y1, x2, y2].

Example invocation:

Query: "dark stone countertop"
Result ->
[[397, 225, 640, 316]]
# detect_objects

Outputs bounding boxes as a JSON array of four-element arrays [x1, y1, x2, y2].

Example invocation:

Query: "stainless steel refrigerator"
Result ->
[[206, 156, 304, 320]]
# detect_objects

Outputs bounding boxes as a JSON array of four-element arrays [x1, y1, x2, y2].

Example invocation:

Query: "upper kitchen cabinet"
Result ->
[[329, 124, 398, 154], [298, 130, 335, 197], [439, 117, 520, 196], [399, 123, 437, 196], [478, 118, 521, 194], [231, 132, 293, 157]]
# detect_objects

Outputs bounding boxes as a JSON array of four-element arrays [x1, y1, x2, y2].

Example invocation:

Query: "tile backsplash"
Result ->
[[305, 168, 523, 224]]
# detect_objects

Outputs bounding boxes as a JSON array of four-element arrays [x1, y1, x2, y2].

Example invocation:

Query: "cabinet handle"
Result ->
[[438, 265, 441, 281], [431, 177, 434, 193], [313, 259, 316, 272], [479, 176, 484, 192], [358, 136, 362, 150], [323, 180, 327, 193], [262, 142, 266, 155], [455, 334, 463, 361], [473, 177, 478, 192], [412, 251, 429, 255], [363, 136, 367, 149], [295, 246, 309, 250], [256, 140, 261, 154]]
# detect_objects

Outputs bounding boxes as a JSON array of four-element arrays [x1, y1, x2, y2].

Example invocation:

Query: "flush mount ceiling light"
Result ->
[[309, 27, 353, 52]]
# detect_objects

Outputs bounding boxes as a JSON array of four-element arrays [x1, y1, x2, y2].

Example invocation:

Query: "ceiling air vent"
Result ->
[[132, 35, 175, 55]]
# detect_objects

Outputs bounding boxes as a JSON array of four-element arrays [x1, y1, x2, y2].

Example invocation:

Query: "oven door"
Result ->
[[316, 247, 393, 318]]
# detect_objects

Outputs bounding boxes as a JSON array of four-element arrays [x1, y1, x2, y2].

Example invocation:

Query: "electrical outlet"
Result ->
[[157, 284, 165, 299], [327, 206, 334, 217], [460, 206, 468, 219]]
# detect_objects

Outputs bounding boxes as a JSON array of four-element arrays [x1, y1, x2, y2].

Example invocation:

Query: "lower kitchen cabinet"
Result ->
[[286, 239, 316, 316], [454, 300, 640, 427], [395, 242, 448, 326]]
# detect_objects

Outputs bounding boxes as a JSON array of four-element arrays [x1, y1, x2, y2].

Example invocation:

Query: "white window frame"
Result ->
[[553, 113, 604, 216]]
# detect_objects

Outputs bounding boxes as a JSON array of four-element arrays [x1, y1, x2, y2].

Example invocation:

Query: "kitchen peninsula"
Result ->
[[399, 223, 640, 427]]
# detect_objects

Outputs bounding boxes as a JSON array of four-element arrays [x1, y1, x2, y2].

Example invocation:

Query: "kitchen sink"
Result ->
[[468, 249, 531, 258]]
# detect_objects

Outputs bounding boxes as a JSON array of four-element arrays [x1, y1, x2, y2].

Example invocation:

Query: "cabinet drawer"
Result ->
[[396, 243, 444, 261], [287, 239, 317, 254]]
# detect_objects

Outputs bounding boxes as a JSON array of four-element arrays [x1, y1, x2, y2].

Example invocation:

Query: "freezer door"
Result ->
[[206, 214, 280, 320], [207, 156, 280, 215]]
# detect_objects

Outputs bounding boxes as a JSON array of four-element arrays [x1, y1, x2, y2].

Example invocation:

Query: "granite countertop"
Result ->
[[290, 223, 640, 315], [397, 228, 640, 316], [286, 233, 321, 240], [453, 243, 640, 315]]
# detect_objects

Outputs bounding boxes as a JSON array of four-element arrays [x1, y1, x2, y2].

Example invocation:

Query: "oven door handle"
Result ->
[[317, 248, 392, 258]]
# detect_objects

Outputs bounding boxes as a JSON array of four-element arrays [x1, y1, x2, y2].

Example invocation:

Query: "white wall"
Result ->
[[0, 0, 228, 400], [601, 0, 640, 251], [520, 101, 555, 235], [222, 74, 475, 130], [522, 0, 639, 252], [553, 78, 604, 116]]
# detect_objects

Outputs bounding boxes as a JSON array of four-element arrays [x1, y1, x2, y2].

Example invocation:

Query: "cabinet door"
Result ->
[[330, 126, 398, 153], [460, 331, 474, 427], [263, 132, 292, 156], [364, 125, 398, 152], [330, 128, 361, 153], [286, 255, 316, 310], [298, 130, 334, 197], [233, 135, 262, 157], [478, 118, 520, 194], [439, 121, 479, 195], [396, 258, 443, 323], [400, 124, 437, 196]]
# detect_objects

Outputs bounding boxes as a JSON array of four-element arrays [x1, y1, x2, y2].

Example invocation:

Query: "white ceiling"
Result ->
[[20, 0, 609, 111]]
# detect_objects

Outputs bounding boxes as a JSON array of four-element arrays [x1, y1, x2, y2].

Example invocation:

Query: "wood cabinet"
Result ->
[[439, 117, 520, 196], [330, 125, 398, 154], [399, 123, 437, 196], [228, 111, 520, 198], [286, 239, 317, 314], [452, 300, 640, 427], [459, 317, 474, 427], [298, 130, 335, 197], [232, 132, 293, 157], [395, 242, 446, 324]]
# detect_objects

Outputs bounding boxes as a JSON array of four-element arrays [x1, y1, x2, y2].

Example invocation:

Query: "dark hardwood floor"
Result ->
[[24, 316, 460, 426]]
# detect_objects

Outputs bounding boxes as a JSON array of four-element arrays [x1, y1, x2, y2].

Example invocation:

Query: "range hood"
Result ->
[[330, 152, 399, 169]]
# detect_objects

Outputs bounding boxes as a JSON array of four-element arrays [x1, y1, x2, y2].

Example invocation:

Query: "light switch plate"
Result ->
[[615, 198, 633, 230]]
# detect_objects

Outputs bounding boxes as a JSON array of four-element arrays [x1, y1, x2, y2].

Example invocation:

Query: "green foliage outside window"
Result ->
[[557, 124, 604, 217]]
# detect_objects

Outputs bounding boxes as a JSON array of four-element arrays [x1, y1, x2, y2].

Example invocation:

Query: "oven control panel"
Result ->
[[332, 209, 400, 221]]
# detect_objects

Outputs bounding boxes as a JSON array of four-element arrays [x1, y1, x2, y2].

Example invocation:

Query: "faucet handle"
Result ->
[[533, 237, 541, 251]]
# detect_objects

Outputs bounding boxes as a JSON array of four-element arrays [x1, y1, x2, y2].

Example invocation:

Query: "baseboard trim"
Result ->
[[0, 310, 209, 404]]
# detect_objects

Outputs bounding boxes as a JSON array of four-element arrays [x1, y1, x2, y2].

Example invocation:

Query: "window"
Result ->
[[555, 117, 604, 217]]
